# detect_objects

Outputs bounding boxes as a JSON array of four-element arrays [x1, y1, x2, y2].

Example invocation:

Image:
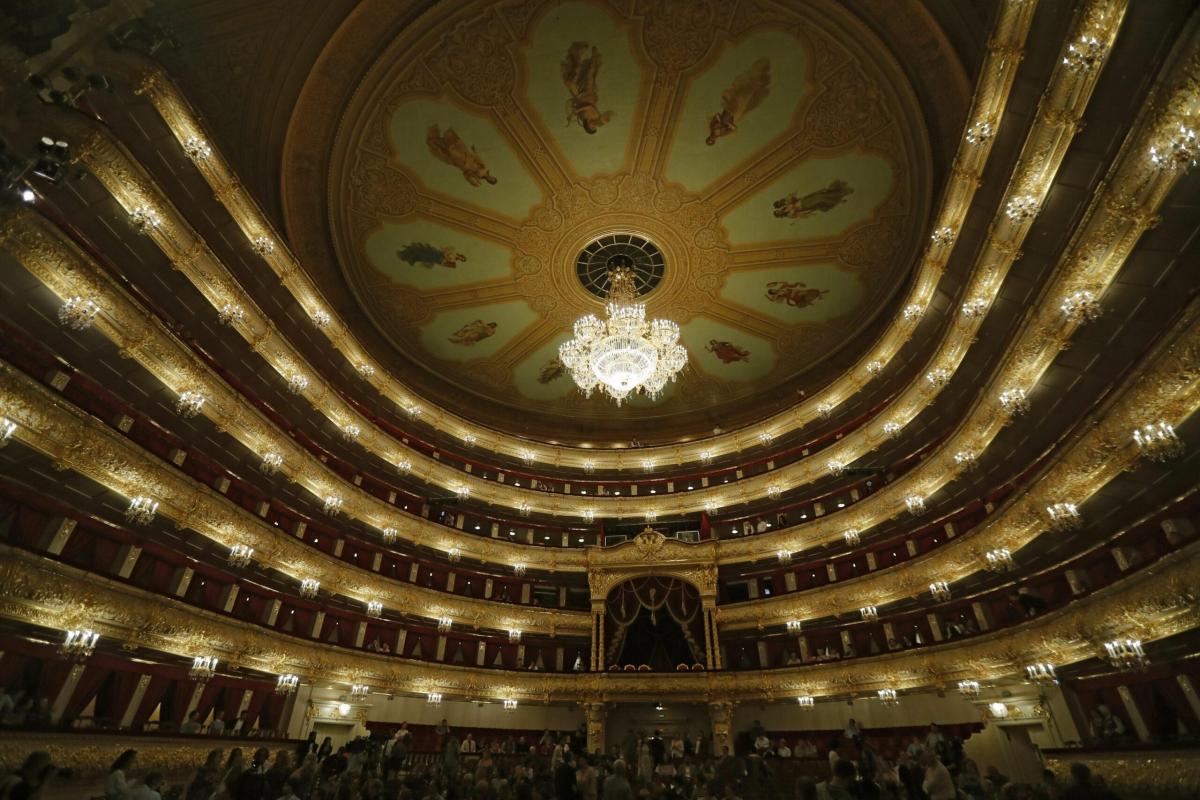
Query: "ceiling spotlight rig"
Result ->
[[559, 265, 687, 405]]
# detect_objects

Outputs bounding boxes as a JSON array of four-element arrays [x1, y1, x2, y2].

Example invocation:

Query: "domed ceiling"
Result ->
[[318, 0, 934, 434]]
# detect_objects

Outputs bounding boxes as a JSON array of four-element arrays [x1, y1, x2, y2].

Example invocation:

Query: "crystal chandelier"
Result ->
[[227, 544, 254, 568], [275, 674, 299, 695], [1132, 421, 1183, 462], [1025, 662, 1057, 685], [260, 452, 283, 475], [1150, 125, 1198, 171], [508, 629, 522, 642], [427, 692, 443, 705], [299, 578, 320, 599], [182, 136, 212, 161], [250, 235, 276, 256], [437, 617, 453, 632], [559, 266, 687, 404], [58, 296, 100, 330], [957, 680, 981, 699], [218, 303, 245, 326], [860, 606, 878, 621], [59, 629, 99, 662], [1046, 502, 1081, 532], [843, 529, 860, 547], [877, 688, 899, 706], [905, 495, 927, 515], [1104, 638, 1149, 670], [366, 601, 383, 618], [0, 416, 16, 446], [125, 496, 158, 525], [985, 547, 1014, 572], [929, 581, 951, 601], [323, 495, 343, 516], [796, 696, 815, 708], [189, 656, 218, 681], [175, 391, 206, 418], [965, 121, 994, 145], [786, 620, 802, 634], [503, 699, 518, 711], [382, 526, 398, 544], [350, 683, 370, 699]]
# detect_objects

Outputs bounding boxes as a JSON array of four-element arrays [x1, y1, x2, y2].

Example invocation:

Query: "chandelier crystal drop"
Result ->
[[189, 655, 218, 681], [518, 502, 532, 518], [559, 266, 687, 404], [58, 296, 100, 330], [125, 496, 158, 525], [699, 450, 714, 465], [583, 459, 596, 473], [427, 692, 443, 705], [381, 526, 398, 545], [644, 511, 658, 523], [766, 485, 782, 500], [786, 620, 803, 634], [175, 390, 206, 418], [1061, 290, 1101, 322], [758, 430, 775, 446], [59, 629, 99, 662], [513, 563, 526, 577], [1132, 420, 1183, 462], [1150, 124, 1198, 172], [227, 544, 254, 568], [1104, 638, 1149, 670], [447, 547, 462, 562]]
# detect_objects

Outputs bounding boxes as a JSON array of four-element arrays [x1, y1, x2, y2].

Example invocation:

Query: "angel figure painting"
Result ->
[[426, 125, 498, 186], [538, 358, 565, 384], [706, 339, 751, 364], [448, 320, 497, 346], [766, 281, 829, 309], [397, 242, 468, 269], [706, 58, 771, 146], [562, 42, 614, 134], [772, 180, 853, 218]]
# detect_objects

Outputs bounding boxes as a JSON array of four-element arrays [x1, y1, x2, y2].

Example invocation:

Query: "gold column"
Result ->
[[584, 700, 606, 754], [708, 607, 723, 669], [701, 599, 715, 670], [709, 699, 735, 755]]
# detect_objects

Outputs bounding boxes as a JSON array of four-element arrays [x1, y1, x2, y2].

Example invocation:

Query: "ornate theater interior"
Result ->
[[0, 0, 1198, 797]]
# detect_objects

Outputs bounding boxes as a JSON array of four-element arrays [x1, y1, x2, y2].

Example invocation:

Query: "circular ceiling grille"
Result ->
[[575, 233, 664, 299]]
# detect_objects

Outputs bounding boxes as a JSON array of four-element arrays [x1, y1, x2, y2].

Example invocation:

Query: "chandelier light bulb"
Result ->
[[447, 547, 462, 562], [427, 692, 443, 705], [766, 485, 782, 500], [513, 563, 526, 576], [786, 620, 803, 634], [699, 450, 714, 465], [508, 629, 522, 642], [641, 458, 655, 472], [757, 431, 775, 446], [1132, 420, 1183, 462], [404, 404, 422, 419], [559, 266, 686, 404], [58, 296, 100, 330], [1150, 124, 1198, 172], [776, 549, 791, 564], [518, 502, 532, 518], [583, 508, 596, 523], [340, 423, 361, 442], [816, 402, 835, 419], [583, 460, 596, 473], [644, 510, 658, 523], [954, 450, 977, 468], [437, 617, 453, 632]]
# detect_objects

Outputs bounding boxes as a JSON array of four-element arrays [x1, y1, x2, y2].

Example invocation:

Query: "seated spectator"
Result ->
[[185, 749, 222, 800], [815, 759, 856, 800], [0, 751, 65, 799], [105, 749, 138, 800], [180, 710, 203, 735], [128, 771, 164, 800], [775, 740, 792, 758]]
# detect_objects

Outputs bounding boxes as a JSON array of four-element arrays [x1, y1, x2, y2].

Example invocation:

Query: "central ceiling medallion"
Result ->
[[560, 244, 687, 405], [575, 233, 664, 300]]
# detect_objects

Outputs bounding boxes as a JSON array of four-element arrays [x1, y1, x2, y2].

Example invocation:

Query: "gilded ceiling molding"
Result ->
[[585, 529, 719, 601], [1, 537, 1196, 703], [19, 0, 1150, 533], [83, 0, 1035, 472], [0, 359, 590, 635]]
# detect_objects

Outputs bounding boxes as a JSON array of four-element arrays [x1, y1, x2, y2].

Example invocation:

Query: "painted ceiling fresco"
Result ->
[[330, 0, 931, 425]]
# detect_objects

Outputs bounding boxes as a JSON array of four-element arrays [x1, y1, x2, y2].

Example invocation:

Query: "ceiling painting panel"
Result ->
[[364, 219, 515, 291]]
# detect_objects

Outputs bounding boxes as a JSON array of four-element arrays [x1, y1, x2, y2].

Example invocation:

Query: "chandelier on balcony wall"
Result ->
[[559, 265, 687, 405]]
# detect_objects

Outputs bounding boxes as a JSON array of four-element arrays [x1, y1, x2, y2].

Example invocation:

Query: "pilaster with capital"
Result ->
[[584, 700, 607, 754], [709, 699, 736, 755]]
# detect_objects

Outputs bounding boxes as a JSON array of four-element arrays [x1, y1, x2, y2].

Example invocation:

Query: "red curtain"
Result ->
[[62, 664, 112, 723], [0, 651, 31, 688], [131, 675, 172, 730], [243, 688, 270, 730], [35, 659, 73, 704]]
